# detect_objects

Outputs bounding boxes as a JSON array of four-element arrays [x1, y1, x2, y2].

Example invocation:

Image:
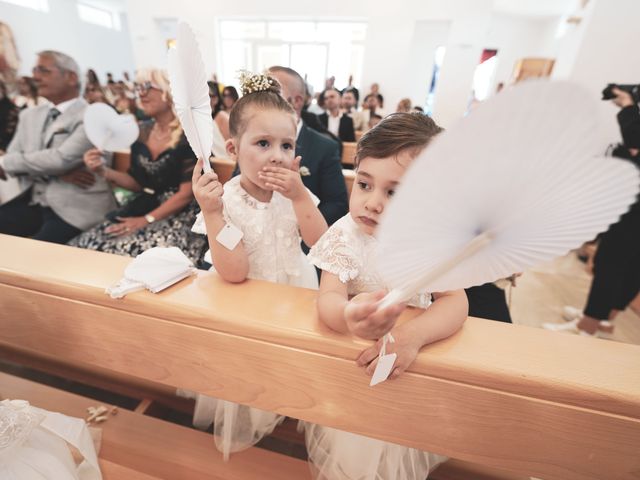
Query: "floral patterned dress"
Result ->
[[68, 122, 207, 264]]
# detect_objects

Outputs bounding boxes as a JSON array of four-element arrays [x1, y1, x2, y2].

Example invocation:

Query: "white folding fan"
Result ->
[[84, 102, 139, 152], [370, 81, 640, 386], [167, 22, 214, 173]]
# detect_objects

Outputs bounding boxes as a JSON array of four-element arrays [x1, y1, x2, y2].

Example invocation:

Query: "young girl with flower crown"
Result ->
[[189, 72, 327, 458], [304, 112, 468, 480]]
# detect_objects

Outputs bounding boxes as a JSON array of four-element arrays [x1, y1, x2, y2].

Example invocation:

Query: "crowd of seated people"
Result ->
[[3, 47, 613, 331]]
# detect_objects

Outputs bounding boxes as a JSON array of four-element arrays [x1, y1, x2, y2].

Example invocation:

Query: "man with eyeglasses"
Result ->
[[0, 50, 115, 243]]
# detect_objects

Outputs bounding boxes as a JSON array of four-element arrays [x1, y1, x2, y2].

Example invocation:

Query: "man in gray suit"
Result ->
[[0, 50, 115, 243]]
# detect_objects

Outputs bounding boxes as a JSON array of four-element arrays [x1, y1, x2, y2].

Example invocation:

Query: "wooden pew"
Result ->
[[343, 169, 355, 196], [1, 235, 639, 480], [0, 372, 309, 480], [341, 141, 357, 167]]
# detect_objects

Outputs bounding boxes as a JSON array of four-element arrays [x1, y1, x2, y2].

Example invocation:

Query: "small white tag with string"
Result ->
[[369, 333, 396, 386]]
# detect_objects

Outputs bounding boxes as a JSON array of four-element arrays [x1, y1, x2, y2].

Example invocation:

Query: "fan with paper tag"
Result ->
[[369, 81, 640, 386], [167, 22, 214, 173], [83, 102, 139, 152]]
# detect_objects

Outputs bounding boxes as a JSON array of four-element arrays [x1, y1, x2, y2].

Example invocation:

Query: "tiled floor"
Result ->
[[509, 251, 640, 345]]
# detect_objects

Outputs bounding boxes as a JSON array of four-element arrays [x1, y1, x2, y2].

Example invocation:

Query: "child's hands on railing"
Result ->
[[192, 158, 223, 215], [343, 290, 406, 340], [259, 156, 306, 201], [356, 324, 420, 380]]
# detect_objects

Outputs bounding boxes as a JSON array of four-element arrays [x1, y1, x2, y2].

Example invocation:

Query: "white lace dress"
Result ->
[[0, 400, 101, 480], [304, 213, 446, 480], [186, 175, 318, 459]]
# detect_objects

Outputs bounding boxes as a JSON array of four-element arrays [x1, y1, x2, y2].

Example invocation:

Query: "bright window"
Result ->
[[1, 0, 48, 12], [77, 2, 119, 30], [218, 19, 367, 94]]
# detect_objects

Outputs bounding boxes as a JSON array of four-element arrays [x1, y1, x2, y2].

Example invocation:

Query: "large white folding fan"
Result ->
[[84, 103, 139, 152], [369, 81, 640, 386], [167, 22, 214, 173]]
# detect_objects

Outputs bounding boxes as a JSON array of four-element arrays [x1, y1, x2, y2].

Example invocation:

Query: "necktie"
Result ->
[[43, 107, 60, 132]]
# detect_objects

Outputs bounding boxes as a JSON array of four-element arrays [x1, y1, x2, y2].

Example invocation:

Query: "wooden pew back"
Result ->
[[1, 235, 639, 480]]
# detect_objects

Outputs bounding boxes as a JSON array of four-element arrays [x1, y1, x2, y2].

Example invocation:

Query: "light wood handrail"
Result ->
[[0, 235, 639, 480]]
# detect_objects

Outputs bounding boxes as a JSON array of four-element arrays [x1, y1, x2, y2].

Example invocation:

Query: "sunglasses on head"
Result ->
[[134, 81, 161, 95]]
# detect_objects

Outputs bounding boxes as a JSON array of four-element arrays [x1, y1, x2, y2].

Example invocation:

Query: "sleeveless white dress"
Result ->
[[186, 176, 318, 459], [304, 214, 446, 480]]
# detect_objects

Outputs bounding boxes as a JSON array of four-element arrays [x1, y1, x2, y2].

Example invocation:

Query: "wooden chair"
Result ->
[[341, 142, 357, 167]]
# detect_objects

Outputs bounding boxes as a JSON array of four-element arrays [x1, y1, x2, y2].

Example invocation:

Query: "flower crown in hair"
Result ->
[[238, 70, 276, 96]]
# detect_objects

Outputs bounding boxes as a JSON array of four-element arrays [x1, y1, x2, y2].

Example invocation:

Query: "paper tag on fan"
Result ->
[[370, 353, 397, 386], [216, 223, 243, 250], [369, 333, 396, 387]]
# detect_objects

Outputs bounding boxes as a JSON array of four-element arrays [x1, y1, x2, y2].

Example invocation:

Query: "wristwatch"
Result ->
[[144, 214, 156, 224]]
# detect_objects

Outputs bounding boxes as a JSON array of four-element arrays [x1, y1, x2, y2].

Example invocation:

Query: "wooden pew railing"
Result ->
[[1, 235, 639, 480]]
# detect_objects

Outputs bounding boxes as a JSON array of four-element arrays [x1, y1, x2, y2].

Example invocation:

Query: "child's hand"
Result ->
[[192, 158, 223, 215], [343, 290, 406, 340], [83, 148, 105, 174], [356, 325, 421, 380], [259, 156, 306, 201]]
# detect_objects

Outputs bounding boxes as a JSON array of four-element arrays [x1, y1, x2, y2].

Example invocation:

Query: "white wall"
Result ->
[[487, 14, 556, 88], [1, 0, 135, 83], [552, 0, 640, 147]]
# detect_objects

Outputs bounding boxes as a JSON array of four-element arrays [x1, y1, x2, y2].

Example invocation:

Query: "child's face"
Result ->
[[349, 152, 411, 236], [227, 108, 297, 194]]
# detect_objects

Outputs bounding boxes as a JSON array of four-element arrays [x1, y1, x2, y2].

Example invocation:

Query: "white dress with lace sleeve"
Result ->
[[308, 214, 431, 308], [305, 213, 445, 480]]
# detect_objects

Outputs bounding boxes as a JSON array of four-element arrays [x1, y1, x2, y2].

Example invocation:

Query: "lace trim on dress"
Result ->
[[0, 400, 44, 453], [308, 223, 360, 284]]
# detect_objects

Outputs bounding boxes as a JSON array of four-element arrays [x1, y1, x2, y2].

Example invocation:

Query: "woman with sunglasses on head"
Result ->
[[207, 80, 230, 159], [68, 68, 207, 264], [221, 85, 239, 111]]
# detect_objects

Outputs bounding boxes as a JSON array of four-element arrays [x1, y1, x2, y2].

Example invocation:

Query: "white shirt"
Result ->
[[327, 112, 341, 137]]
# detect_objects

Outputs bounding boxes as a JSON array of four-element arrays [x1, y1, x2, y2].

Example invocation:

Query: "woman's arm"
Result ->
[[145, 181, 193, 221], [102, 167, 142, 191], [215, 111, 231, 140]]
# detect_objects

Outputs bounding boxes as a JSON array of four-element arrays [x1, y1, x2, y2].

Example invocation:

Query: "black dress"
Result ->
[[68, 122, 207, 264]]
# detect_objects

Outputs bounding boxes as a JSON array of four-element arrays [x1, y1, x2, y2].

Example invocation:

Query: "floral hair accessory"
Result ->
[[238, 70, 277, 96], [299, 166, 311, 176]]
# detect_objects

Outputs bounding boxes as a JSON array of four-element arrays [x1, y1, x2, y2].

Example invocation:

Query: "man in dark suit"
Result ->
[[318, 88, 356, 143], [266, 66, 348, 226]]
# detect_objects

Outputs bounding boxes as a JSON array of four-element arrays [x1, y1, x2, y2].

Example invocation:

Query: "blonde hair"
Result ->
[[135, 68, 183, 148]]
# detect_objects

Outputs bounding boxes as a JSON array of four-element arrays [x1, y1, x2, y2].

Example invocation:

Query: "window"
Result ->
[[218, 19, 367, 94], [77, 2, 120, 30], [1, 0, 48, 12]]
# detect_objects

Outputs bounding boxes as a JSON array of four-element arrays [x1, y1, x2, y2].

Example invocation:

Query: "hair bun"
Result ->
[[238, 70, 281, 96]]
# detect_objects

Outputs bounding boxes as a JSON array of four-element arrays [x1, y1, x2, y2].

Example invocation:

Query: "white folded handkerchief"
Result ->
[[106, 247, 196, 298]]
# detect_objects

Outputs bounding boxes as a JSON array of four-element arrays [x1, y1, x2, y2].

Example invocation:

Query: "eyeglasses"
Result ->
[[134, 81, 161, 96], [32, 66, 58, 75]]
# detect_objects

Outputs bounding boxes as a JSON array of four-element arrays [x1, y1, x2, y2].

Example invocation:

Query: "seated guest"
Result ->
[[0, 50, 116, 244], [0, 80, 18, 151], [396, 97, 412, 113], [360, 93, 386, 131], [341, 74, 359, 105], [221, 85, 239, 111], [267, 66, 348, 226], [368, 113, 383, 130], [13, 76, 45, 109], [68, 68, 207, 264], [83, 83, 110, 105], [319, 88, 356, 142], [342, 89, 365, 131], [207, 80, 230, 158]]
